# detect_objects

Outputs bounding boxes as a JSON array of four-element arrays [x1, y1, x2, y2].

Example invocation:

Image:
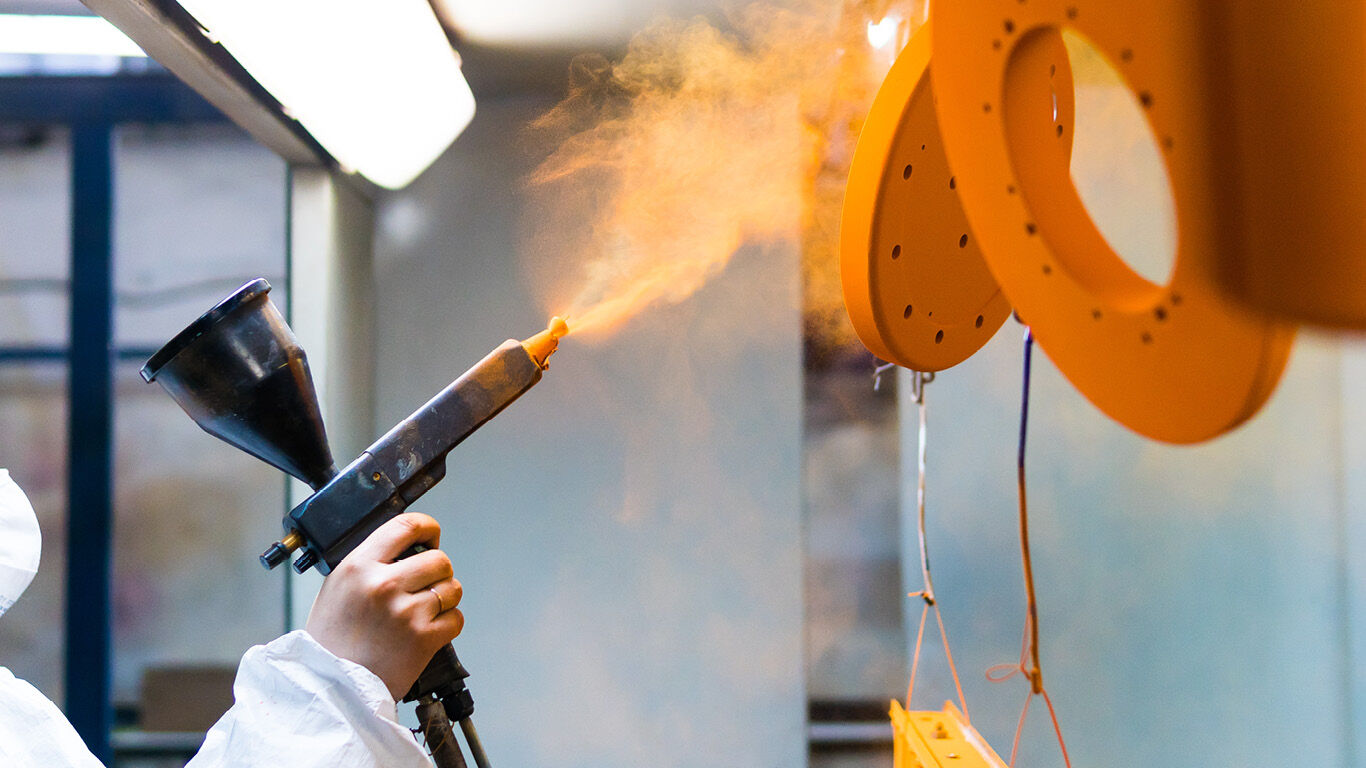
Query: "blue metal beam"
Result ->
[[65, 122, 115, 764], [0, 74, 223, 124], [0, 347, 159, 363]]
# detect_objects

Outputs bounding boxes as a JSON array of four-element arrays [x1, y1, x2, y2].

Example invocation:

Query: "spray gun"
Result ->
[[140, 278, 565, 768]]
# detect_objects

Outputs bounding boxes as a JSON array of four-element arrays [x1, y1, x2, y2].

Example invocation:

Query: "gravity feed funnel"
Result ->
[[140, 278, 338, 490]]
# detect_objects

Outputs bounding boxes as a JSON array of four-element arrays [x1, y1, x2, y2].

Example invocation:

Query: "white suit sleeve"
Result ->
[[186, 630, 433, 768], [0, 668, 105, 768]]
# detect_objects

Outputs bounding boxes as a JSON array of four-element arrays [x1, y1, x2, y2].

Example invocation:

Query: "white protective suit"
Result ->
[[0, 469, 434, 767]]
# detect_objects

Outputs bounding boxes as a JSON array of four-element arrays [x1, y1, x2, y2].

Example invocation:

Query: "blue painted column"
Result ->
[[65, 122, 114, 763]]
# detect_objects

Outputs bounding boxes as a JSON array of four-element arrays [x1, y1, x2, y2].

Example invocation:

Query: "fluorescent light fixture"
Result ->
[[174, 0, 475, 189], [432, 0, 720, 47], [0, 14, 146, 57]]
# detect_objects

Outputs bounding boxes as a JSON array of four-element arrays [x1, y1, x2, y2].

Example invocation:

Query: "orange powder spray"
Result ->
[[523, 1, 927, 344]]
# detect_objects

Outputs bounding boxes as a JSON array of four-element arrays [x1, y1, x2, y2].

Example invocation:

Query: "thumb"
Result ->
[[350, 512, 441, 563]]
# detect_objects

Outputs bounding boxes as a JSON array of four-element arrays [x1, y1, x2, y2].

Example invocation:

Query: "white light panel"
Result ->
[[0, 13, 145, 56], [175, 0, 475, 189]]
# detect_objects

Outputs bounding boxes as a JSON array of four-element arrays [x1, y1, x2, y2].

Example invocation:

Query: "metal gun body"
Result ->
[[285, 339, 544, 575]]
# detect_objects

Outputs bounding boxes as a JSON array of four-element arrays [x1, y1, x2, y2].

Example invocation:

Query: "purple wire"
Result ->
[[1018, 329, 1034, 470]]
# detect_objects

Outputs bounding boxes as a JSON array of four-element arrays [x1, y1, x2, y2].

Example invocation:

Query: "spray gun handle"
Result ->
[[395, 543, 477, 714], [399, 545, 486, 768]]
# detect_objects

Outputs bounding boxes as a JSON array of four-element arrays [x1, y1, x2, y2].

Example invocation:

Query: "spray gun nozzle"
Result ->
[[521, 316, 569, 369]]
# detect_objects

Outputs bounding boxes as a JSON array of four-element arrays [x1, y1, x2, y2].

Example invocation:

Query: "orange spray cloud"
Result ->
[[524, 1, 926, 343]]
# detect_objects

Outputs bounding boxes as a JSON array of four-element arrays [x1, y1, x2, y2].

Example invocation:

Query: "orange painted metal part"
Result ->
[[1203, 5, 1366, 328], [931, 5, 1294, 443], [841, 24, 1073, 372], [891, 700, 1007, 768]]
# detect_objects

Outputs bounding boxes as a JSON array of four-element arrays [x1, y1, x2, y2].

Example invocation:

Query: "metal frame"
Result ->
[[83, 0, 324, 167], [0, 72, 225, 764], [65, 117, 116, 767]]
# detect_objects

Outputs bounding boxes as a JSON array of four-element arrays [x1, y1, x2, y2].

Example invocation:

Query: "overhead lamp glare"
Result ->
[[175, 0, 475, 189], [0, 14, 146, 58]]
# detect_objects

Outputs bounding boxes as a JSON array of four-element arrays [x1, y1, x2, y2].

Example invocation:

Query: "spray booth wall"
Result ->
[[0, 123, 289, 707], [901, 332, 1366, 767], [373, 94, 808, 766]]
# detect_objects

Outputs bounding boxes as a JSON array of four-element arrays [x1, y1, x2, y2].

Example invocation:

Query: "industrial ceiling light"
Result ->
[[169, 0, 475, 189], [430, 0, 721, 47], [0, 14, 145, 57]]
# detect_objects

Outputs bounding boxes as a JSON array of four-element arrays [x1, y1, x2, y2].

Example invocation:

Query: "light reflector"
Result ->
[[175, 0, 475, 189]]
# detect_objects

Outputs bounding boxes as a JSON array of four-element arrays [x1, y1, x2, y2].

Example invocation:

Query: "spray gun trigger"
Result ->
[[293, 549, 320, 574]]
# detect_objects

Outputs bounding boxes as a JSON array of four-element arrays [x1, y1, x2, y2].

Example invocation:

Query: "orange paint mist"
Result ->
[[524, 1, 927, 343]]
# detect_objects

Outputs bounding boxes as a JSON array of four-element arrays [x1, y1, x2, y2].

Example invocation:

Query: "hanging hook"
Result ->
[[910, 370, 935, 403], [873, 361, 896, 391]]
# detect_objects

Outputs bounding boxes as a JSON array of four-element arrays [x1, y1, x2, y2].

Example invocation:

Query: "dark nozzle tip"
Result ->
[[260, 543, 289, 570]]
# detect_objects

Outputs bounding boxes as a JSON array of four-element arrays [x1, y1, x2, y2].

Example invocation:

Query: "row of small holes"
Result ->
[[1087, 300, 1180, 322], [897, 132, 982, 345], [1116, 44, 1175, 151], [905, 163, 972, 190], [893, 234, 969, 257], [1080, 300, 1182, 346], [899, 305, 989, 335]]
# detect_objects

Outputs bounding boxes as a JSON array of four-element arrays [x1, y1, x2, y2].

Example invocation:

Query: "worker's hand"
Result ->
[[305, 512, 464, 700]]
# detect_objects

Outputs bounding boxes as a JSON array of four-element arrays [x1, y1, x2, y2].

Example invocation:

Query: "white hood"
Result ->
[[0, 469, 41, 618]]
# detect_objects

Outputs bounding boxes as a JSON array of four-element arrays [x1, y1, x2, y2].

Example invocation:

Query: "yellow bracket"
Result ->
[[891, 700, 1008, 768]]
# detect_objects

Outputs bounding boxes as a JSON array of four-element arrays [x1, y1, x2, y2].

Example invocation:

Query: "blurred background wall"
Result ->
[[902, 331, 1366, 767], [372, 95, 807, 766], [0, 122, 288, 713]]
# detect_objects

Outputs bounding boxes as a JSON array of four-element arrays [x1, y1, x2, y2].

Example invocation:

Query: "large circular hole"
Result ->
[[1000, 27, 1179, 309], [1060, 29, 1177, 287]]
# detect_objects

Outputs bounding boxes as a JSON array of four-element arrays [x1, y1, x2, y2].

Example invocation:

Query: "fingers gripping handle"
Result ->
[[398, 544, 471, 707], [398, 544, 490, 768]]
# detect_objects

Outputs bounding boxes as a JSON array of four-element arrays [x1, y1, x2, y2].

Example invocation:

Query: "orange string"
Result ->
[[934, 599, 970, 721], [986, 329, 1071, 768], [906, 601, 929, 705], [903, 373, 970, 721]]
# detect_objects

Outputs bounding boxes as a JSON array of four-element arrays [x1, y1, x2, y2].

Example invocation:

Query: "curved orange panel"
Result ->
[[840, 24, 1073, 372], [932, 6, 1294, 443], [1204, 6, 1366, 328]]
